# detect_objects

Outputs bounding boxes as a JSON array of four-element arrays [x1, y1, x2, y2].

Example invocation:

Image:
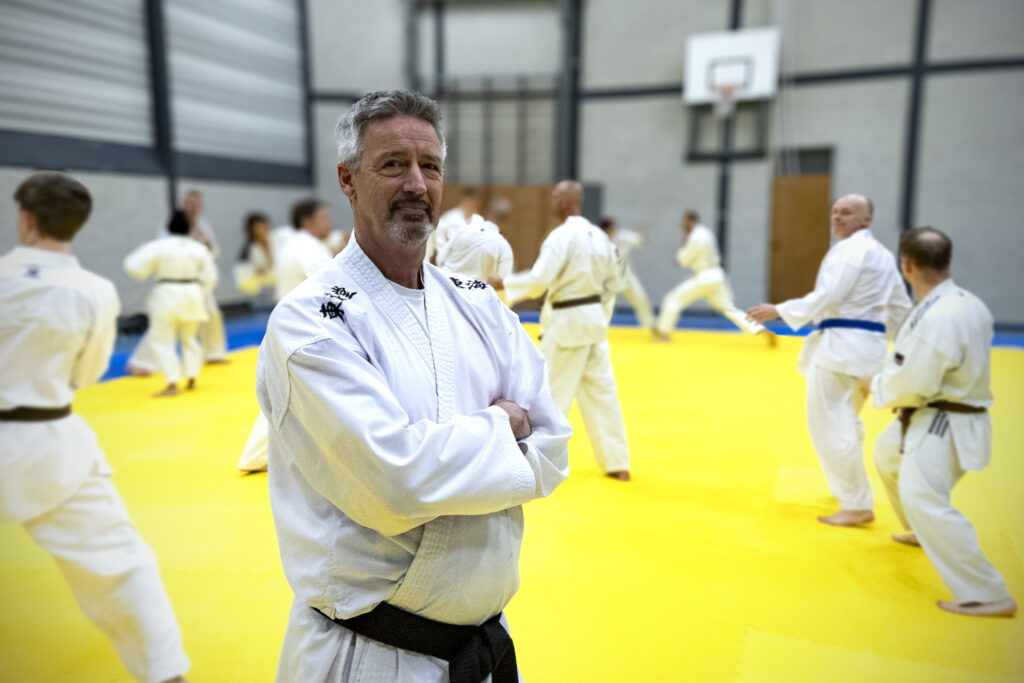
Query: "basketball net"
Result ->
[[711, 83, 739, 119]]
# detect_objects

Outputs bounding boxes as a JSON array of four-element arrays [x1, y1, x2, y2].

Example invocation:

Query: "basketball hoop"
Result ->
[[711, 83, 740, 119]]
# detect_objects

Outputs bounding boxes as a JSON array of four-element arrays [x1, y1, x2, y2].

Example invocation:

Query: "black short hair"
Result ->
[[684, 210, 699, 222], [291, 198, 324, 230], [598, 217, 615, 232], [167, 210, 190, 235], [13, 171, 92, 241], [899, 226, 952, 271]]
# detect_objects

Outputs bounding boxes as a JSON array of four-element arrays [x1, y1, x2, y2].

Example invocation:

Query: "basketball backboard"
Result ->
[[684, 27, 781, 105]]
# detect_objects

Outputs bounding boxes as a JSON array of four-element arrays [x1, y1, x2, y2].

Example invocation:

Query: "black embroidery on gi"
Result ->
[[23, 265, 41, 278], [319, 286, 357, 321], [450, 276, 487, 290]]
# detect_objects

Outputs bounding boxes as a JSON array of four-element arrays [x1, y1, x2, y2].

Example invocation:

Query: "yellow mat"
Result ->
[[1, 327, 1021, 682]]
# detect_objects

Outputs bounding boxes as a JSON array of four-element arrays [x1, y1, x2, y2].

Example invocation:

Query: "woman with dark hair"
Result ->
[[234, 212, 275, 294]]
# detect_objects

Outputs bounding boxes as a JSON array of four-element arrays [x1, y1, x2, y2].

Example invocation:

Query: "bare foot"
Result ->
[[817, 509, 874, 527], [160, 677, 190, 683], [892, 533, 920, 546], [607, 470, 631, 482], [651, 329, 672, 343], [206, 358, 230, 365], [126, 365, 151, 377], [937, 598, 1016, 617], [186, 378, 196, 391], [762, 330, 778, 348], [153, 384, 179, 398]]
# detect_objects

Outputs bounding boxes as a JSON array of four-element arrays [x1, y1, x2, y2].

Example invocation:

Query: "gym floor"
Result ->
[[2, 323, 1021, 682]]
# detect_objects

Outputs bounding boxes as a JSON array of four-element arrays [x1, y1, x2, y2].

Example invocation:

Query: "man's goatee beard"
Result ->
[[386, 221, 434, 245]]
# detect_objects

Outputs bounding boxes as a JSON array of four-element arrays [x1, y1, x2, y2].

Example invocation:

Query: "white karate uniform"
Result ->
[[191, 217, 228, 362], [611, 228, 654, 329], [655, 224, 763, 335], [425, 206, 470, 264], [234, 242, 275, 294], [272, 225, 297, 259], [274, 229, 333, 302], [871, 279, 1011, 603], [124, 235, 217, 385], [437, 216, 514, 282], [504, 215, 630, 474], [0, 246, 189, 683], [256, 235, 570, 681], [776, 228, 912, 511]]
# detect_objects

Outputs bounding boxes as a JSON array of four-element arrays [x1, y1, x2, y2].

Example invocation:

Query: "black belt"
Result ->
[[551, 294, 601, 310], [897, 400, 987, 452], [316, 603, 517, 683], [0, 405, 72, 422], [156, 278, 200, 284], [818, 318, 885, 333]]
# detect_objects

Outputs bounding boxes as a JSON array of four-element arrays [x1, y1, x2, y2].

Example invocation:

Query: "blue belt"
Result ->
[[817, 318, 885, 333]]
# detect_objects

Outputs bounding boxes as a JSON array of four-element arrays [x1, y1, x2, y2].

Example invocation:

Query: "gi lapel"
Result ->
[[340, 240, 436, 380], [424, 268, 457, 422]]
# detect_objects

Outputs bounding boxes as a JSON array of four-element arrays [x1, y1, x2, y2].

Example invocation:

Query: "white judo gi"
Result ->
[[256, 236, 570, 681], [504, 215, 630, 475], [871, 279, 1011, 604], [655, 224, 762, 335], [234, 241, 275, 294], [124, 235, 218, 386], [0, 246, 189, 683], [610, 228, 654, 329], [236, 230, 334, 472], [437, 216, 514, 282], [425, 206, 471, 264], [776, 229, 912, 511]]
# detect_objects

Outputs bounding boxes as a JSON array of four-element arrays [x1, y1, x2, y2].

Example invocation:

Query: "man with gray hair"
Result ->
[[749, 194, 912, 527], [257, 90, 570, 681], [870, 227, 1015, 617]]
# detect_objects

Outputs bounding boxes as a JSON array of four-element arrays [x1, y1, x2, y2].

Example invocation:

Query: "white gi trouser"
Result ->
[[655, 267, 760, 335], [149, 314, 201, 385], [198, 290, 227, 362], [237, 413, 268, 471], [806, 365, 873, 511], [541, 335, 629, 473], [874, 411, 1011, 603], [21, 462, 189, 683], [620, 264, 654, 329]]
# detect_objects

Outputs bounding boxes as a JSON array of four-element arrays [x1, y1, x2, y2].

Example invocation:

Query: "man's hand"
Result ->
[[493, 399, 532, 441], [486, 277, 504, 291], [747, 303, 780, 324]]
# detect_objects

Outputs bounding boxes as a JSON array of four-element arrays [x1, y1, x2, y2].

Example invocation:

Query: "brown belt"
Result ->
[[0, 405, 72, 422], [550, 294, 601, 309], [897, 400, 987, 451]]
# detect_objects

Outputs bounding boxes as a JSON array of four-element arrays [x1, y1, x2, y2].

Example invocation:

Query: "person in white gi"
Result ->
[[748, 194, 912, 527], [598, 217, 654, 329], [234, 212, 276, 294], [259, 91, 571, 682], [436, 213, 514, 282], [425, 187, 479, 264], [653, 211, 767, 342], [236, 199, 334, 472], [124, 210, 218, 397], [496, 180, 632, 482], [0, 171, 190, 683], [125, 190, 226, 374], [274, 198, 335, 301], [870, 227, 1016, 617]]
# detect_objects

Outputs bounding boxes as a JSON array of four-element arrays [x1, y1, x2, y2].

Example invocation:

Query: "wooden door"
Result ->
[[769, 174, 831, 303]]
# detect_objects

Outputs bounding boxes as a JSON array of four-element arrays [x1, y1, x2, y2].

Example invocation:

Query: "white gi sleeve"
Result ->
[[70, 282, 120, 389], [675, 232, 705, 268], [123, 242, 157, 280], [199, 250, 218, 291], [871, 330, 952, 409], [503, 229, 569, 305], [776, 248, 862, 330], [262, 331, 546, 537], [496, 240, 514, 281], [883, 278, 913, 340]]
